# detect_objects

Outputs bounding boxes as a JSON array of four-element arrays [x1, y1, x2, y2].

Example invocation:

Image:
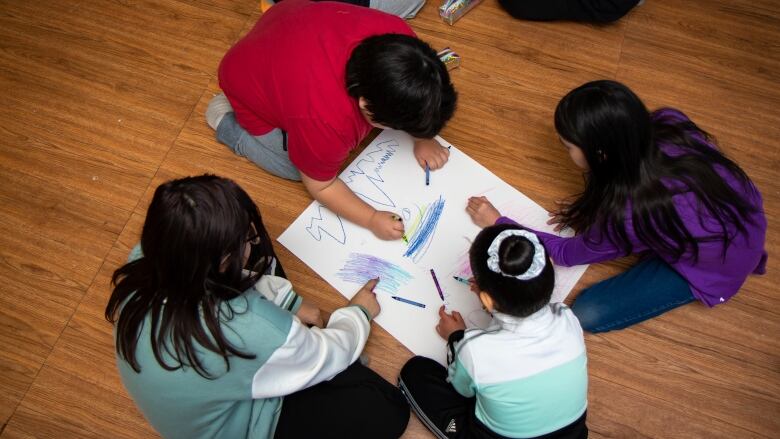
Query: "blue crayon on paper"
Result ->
[[453, 276, 470, 285], [392, 296, 426, 308], [425, 162, 430, 186]]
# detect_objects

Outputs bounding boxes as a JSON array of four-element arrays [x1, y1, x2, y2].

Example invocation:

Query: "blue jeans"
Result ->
[[571, 257, 695, 333], [216, 113, 301, 181]]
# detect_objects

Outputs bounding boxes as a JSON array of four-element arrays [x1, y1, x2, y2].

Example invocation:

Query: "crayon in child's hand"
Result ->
[[453, 276, 470, 285], [425, 162, 430, 186], [391, 215, 409, 243]]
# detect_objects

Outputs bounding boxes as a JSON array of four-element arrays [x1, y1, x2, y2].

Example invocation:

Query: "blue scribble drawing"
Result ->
[[336, 253, 412, 294], [341, 139, 398, 208], [305, 204, 346, 245], [403, 196, 446, 263]]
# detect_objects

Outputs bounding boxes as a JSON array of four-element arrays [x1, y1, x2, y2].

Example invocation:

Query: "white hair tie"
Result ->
[[486, 229, 546, 280]]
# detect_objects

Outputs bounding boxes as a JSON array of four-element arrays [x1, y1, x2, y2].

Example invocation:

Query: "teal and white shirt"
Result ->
[[448, 303, 588, 438], [116, 248, 371, 438]]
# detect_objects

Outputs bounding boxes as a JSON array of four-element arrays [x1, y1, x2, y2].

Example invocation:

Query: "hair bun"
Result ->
[[498, 236, 534, 276]]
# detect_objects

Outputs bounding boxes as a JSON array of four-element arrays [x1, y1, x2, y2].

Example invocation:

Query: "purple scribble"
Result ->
[[454, 251, 473, 278], [336, 253, 412, 294]]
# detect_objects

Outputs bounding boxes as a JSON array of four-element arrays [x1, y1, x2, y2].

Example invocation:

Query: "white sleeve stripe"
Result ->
[[251, 306, 370, 399]]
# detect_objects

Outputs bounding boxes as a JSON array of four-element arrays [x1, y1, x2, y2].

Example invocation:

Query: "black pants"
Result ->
[[274, 362, 410, 438], [498, 0, 640, 23], [399, 356, 588, 439]]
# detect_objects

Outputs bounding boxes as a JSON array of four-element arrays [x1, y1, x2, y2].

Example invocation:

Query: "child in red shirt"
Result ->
[[206, 0, 456, 240]]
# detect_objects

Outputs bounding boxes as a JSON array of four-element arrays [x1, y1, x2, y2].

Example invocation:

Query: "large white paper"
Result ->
[[278, 130, 588, 364]]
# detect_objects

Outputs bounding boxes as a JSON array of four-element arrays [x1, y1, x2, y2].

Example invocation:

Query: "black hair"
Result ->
[[105, 175, 277, 378], [554, 80, 759, 262], [470, 224, 554, 317], [346, 33, 457, 138]]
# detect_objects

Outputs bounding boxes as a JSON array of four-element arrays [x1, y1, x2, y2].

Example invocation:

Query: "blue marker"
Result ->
[[424, 162, 430, 186], [453, 276, 470, 285], [392, 296, 426, 308]]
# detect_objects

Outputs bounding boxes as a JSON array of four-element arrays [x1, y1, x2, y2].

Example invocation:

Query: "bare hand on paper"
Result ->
[[349, 278, 381, 319], [466, 196, 501, 228], [436, 305, 466, 340], [413, 138, 450, 170], [546, 200, 571, 232]]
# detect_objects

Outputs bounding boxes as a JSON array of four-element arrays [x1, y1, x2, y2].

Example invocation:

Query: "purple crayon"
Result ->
[[430, 269, 445, 301]]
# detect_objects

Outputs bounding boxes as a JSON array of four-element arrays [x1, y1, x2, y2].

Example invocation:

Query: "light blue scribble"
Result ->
[[403, 196, 446, 263], [336, 253, 412, 294]]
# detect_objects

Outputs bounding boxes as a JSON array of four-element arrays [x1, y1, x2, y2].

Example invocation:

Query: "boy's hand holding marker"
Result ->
[[467, 196, 501, 228], [413, 138, 450, 170], [369, 210, 406, 240]]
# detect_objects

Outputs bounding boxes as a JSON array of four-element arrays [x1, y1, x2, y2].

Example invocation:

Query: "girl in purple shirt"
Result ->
[[467, 80, 767, 332]]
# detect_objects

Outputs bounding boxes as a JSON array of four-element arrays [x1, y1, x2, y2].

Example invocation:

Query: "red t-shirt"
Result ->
[[219, 0, 415, 181]]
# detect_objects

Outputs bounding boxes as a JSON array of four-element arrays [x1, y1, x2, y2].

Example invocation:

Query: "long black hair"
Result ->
[[470, 224, 555, 317], [554, 80, 758, 262], [346, 33, 457, 138], [105, 175, 277, 378]]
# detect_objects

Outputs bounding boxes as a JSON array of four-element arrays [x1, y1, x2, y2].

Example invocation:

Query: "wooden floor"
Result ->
[[0, 0, 777, 437]]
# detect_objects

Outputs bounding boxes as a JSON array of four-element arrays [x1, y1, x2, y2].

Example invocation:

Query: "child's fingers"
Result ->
[[467, 196, 486, 205], [363, 278, 379, 292], [431, 155, 444, 169], [452, 311, 464, 322], [438, 305, 447, 318]]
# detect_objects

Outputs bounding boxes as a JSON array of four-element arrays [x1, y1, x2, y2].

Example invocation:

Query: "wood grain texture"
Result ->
[[0, 0, 251, 429], [0, 0, 777, 438]]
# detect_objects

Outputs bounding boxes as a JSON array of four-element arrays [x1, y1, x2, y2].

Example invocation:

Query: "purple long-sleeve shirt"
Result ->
[[498, 109, 767, 307]]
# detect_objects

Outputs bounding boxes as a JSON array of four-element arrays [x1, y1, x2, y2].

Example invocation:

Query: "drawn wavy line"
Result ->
[[341, 139, 398, 208], [406, 206, 425, 236], [403, 196, 445, 263], [335, 253, 413, 294], [305, 204, 346, 245]]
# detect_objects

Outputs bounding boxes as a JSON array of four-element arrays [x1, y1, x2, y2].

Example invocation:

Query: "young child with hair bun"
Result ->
[[399, 224, 588, 439]]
